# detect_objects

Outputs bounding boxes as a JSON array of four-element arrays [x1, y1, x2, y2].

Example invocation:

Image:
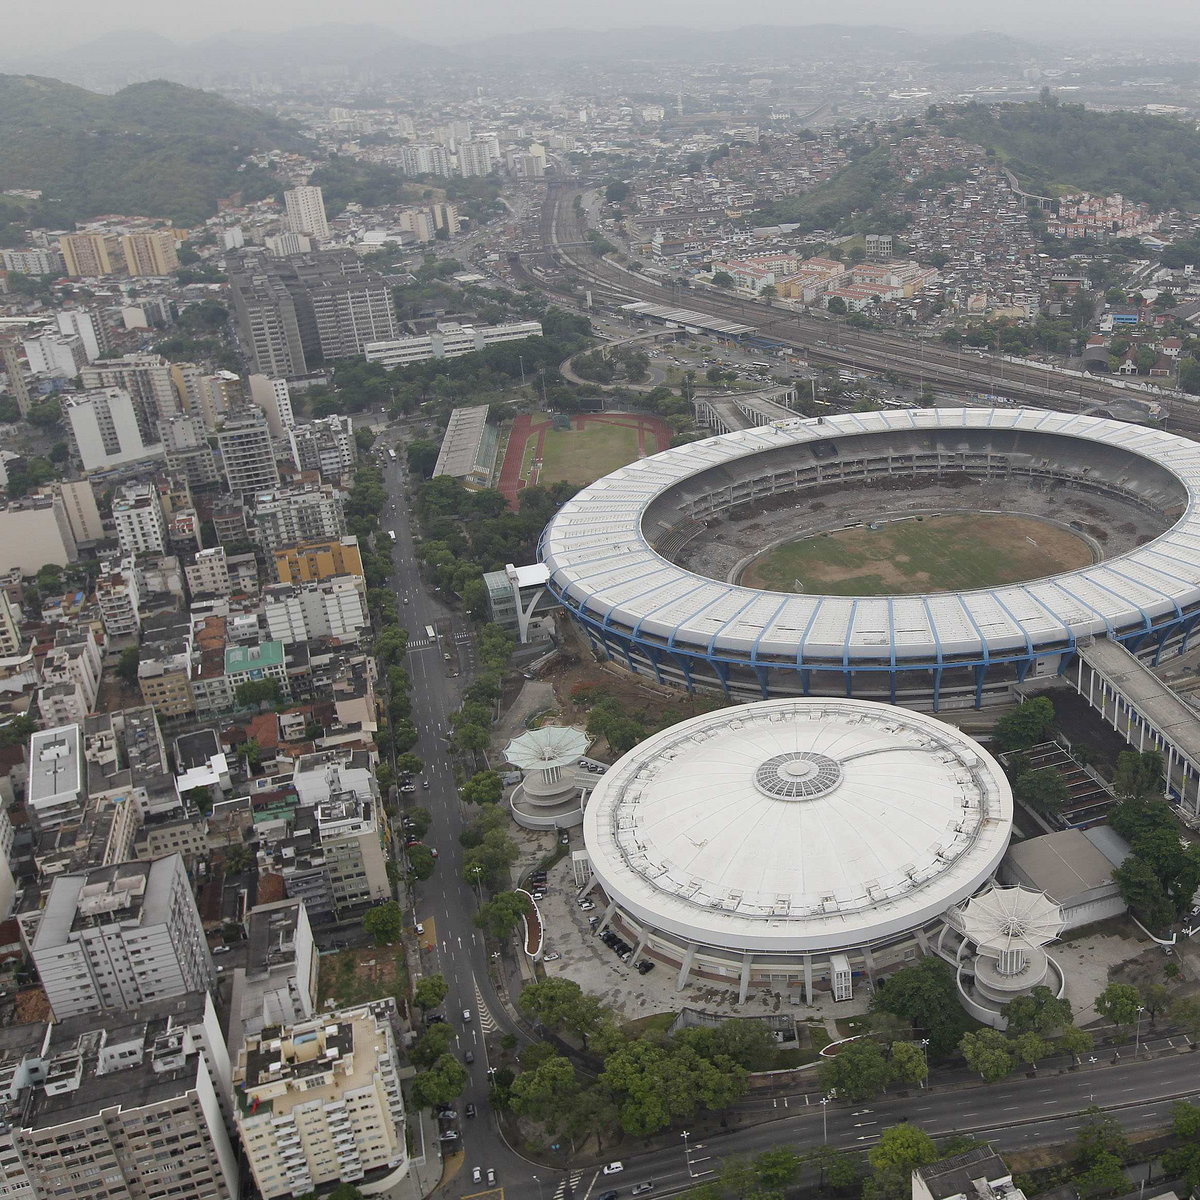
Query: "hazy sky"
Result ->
[[11, 0, 1200, 47]]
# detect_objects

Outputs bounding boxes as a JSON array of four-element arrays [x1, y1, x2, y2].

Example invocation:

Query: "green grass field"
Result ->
[[535, 417, 664, 487], [741, 514, 1093, 597]]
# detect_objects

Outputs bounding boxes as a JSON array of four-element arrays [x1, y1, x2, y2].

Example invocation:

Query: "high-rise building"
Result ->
[[80, 353, 184, 430], [397, 142, 452, 177], [57, 480, 105, 545], [120, 230, 179, 277], [216, 409, 280, 498], [283, 185, 330, 241], [457, 136, 500, 177], [195, 370, 244, 429], [0, 339, 32, 416], [0, 590, 23, 658], [113, 482, 167, 556], [56, 308, 110, 362], [95, 558, 144, 637], [273, 536, 364, 585], [22, 332, 86, 378], [26, 724, 86, 831], [29, 854, 215, 1020], [289, 414, 357, 482], [252, 483, 346, 555], [228, 269, 309, 377], [59, 233, 125, 277], [234, 1000, 406, 1198], [160, 412, 220, 487], [0, 495, 78, 573], [64, 388, 163, 472], [2, 246, 64, 275], [5, 991, 239, 1200], [264, 231, 311, 258], [248, 374, 295, 436], [185, 546, 232, 599], [263, 577, 369, 644]]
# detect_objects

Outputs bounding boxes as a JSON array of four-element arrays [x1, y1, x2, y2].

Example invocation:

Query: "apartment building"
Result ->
[[56, 309, 110, 362], [57, 481, 104, 546], [217, 410, 281, 498], [22, 331, 86, 378], [59, 232, 124, 277], [29, 854, 215, 1020], [26, 724, 86, 831], [95, 559, 144, 638], [80, 354, 186, 427], [288, 414, 357, 482], [283, 185, 330, 241], [228, 270, 309, 377], [248, 374, 296, 436], [234, 1001, 405, 1198], [65, 388, 163, 472], [0, 591, 23, 658], [262, 577, 369, 645], [252, 484, 346, 556], [160, 412, 221, 488], [273, 536, 364, 585], [225, 642, 289, 701], [121, 230, 179, 277], [113, 482, 167, 556], [185, 547, 232, 599], [2, 246, 64, 274], [7, 992, 238, 1200]]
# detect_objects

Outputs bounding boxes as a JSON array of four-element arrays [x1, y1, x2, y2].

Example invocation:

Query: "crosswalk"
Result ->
[[552, 1172, 585, 1200], [406, 638, 434, 651]]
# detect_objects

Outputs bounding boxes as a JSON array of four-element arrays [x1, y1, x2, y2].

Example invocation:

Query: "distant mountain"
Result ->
[[0, 75, 305, 224], [0, 24, 453, 88], [454, 23, 920, 62], [920, 31, 1043, 66]]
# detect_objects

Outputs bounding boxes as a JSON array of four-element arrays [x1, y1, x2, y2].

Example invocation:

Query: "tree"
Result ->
[[519, 978, 609, 1045], [1011, 1031, 1047, 1069], [873, 957, 970, 1057], [1013, 767, 1068, 817], [363, 900, 404, 946], [461, 771, 504, 805], [760, 283, 778, 304], [1169, 994, 1200, 1036], [1059, 1025, 1094, 1062], [1002, 985, 1073, 1035], [712, 271, 735, 289], [889, 1041, 928, 1086], [819, 1038, 893, 1101], [754, 1147, 803, 1189], [476, 891, 530, 939], [1095, 982, 1142, 1028], [413, 973, 449, 1011], [396, 753, 424, 776], [1074, 1106, 1129, 1170], [604, 181, 631, 204], [235, 678, 282, 708], [411, 1023, 455, 1067], [959, 1029, 1013, 1082], [116, 647, 141, 687], [1114, 749, 1164, 800], [992, 696, 1056, 751], [1162, 1102, 1200, 1193], [867, 1124, 938, 1173], [827, 296, 848, 315], [402, 807, 432, 838], [1139, 982, 1170, 1021], [1074, 1153, 1126, 1199], [807, 1145, 860, 1192], [509, 1055, 581, 1124], [408, 844, 437, 881], [410, 1053, 469, 1109]]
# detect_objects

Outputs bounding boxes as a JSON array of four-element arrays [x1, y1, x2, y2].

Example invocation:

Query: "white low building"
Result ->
[[365, 320, 542, 368]]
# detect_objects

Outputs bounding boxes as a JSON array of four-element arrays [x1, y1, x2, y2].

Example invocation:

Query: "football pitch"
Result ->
[[740, 513, 1095, 596]]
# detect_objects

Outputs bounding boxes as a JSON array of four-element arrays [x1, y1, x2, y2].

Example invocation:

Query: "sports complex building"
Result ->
[[580, 698, 1014, 1001], [540, 408, 1200, 710]]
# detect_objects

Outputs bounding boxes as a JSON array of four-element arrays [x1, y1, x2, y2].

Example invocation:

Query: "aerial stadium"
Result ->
[[581, 698, 1014, 1001], [539, 407, 1200, 710]]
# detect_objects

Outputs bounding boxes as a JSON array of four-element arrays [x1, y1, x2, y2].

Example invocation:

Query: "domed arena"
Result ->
[[581, 697, 1013, 1002], [540, 408, 1200, 710]]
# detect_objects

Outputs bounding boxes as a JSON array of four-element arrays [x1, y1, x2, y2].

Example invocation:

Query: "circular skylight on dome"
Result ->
[[754, 751, 843, 799]]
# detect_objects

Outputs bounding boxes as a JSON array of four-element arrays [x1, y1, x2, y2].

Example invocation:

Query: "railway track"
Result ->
[[523, 181, 1200, 440]]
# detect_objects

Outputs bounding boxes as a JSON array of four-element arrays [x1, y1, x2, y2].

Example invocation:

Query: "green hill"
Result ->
[[755, 143, 901, 232], [931, 99, 1200, 210], [0, 75, 306, 225]]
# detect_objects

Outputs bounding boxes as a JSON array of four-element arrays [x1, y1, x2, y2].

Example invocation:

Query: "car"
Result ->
[[531, 891, 545, 901], [578, 899, 595, 911], [464, 1050, 475, 1064], [619, 951, 632, 962], [473, 1168, 483, 1184], [212, 945, 230, 955], [636, 960, 655, 975], [588, 916, 599, 928], [422, 780, 430, 789], [598, 1192, 620, 1200], [559, 830, 570, 845], [632, 1184, 654, 1196], [465, 1103, 477, 1119], [603, 1163, 625, 1176], [440, 1130, 460, 1141], [544, 952, 561, 962], [487, 1169, 496, 1186], [415, 923, 425, 935], [438, 1110, 458, 1120], [463, 1009, 472, 1022], [426, 1014, 445, 1025]]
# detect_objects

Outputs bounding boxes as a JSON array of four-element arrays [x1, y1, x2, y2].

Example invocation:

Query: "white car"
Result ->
[[462, 1008, 472, 1023], [473, 1168, 482, 1184], [603, 1163, 624, 1176]]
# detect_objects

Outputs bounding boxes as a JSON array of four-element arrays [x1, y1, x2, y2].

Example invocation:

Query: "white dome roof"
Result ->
[[583, 698, 1013, 954]]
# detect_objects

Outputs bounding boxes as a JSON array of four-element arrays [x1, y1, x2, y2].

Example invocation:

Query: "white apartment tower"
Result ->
[[65, 388, 163, 472], [248, 374, 296, 437], [284, 186, 330, 241], [113, 482, 167, 556], [217, 409, 281, 498], [29, 854, 216, 1020]]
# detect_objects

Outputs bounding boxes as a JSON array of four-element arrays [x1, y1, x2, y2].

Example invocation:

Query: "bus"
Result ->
[[751, 361, 771, 371], [425, 625, 436, 641], [387, 530, 397, 542], [388, 447, 398, 461]]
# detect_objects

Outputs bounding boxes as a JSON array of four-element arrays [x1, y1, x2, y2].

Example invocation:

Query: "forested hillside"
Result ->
[[0, 75, 304, 224]]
